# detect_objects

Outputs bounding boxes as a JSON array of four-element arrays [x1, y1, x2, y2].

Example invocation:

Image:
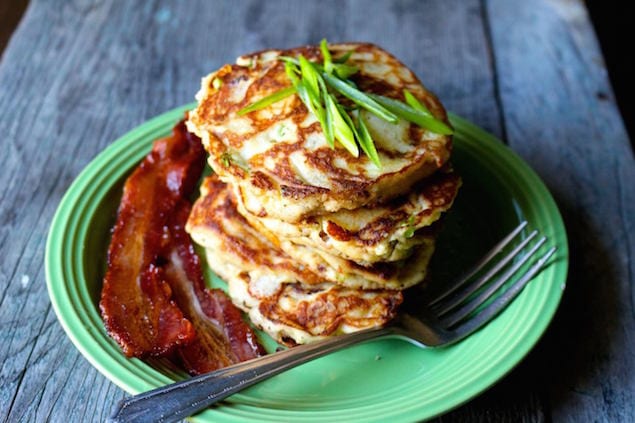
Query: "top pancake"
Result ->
[[187, 43, 452, 222]]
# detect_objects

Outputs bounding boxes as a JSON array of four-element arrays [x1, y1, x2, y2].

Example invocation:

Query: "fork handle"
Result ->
[[108, 327, 391, 423]]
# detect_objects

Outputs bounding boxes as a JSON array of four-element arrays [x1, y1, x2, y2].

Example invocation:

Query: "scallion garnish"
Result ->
[[278, 56, 300, 66], [319, 74, 335, 147], [368, 93, 454, 135], [297, 80, 325, 124], [237, 39, 453, 166], [220, 151, 232, 167], [284, 60, 301, 84], [286, 61, 327, 130], [327, 94, 358, 157], [356, 111, 381, 168], [322, 72, 397, 123], [320, 38, 333, 74], [403, 89, 431, 114], [337, 101, 361, 146], [220, 151, 250, 172], [333, 63, 359, 79], [237, 86, 296, 116], [299, 55, 320, 98], [334, 50, 353, 64], [403, 215, 417, 238]]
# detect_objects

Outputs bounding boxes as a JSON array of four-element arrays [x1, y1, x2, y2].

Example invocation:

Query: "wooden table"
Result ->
[[1, 1, 633, 421]]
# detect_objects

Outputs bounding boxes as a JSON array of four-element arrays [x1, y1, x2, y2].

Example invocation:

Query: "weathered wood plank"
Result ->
[[0, 1, 505, 421], [486, 0, 635, 422], [2, 0, 630, 422]]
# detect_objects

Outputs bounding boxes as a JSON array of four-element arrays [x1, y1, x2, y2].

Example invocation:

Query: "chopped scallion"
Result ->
[[299, 55, 320, 98], [322, 73, 398, 123], [237, 86, 296, 115], [333, 63, 359, 79], [296, 81, 324, 123], [356, 112, 381, 168], [368, 93, 454, 135], [278, 56, 300, 66], [237, 39, 429, 164], [285, 61, 325, 125], [220, 152, 232, 167], [284, 61, 301, 85], [403, 89, 431, 115], [320, 39, 333, 74], [327, 94, 358, 157], [334, 50, 353, 64], [319, 75, 335, 147]]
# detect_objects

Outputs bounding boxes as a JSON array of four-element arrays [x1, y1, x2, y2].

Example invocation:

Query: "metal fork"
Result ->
[[108, 221, 556, 423]]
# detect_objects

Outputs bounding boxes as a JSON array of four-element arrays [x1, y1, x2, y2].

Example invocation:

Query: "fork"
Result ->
[[108, 221, 556, 423]]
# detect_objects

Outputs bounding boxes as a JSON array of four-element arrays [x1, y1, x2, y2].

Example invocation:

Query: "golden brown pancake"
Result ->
[[187, 43, 453, 222], [216, 257, 402, 346], [185, 42, 460, 346], [236, 168, 460, 265], [185, 175, 404, 345], [187, 175, 435, 290]]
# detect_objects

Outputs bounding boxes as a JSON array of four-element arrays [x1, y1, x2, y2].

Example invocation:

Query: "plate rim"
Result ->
[[45, 105, 568, 422]]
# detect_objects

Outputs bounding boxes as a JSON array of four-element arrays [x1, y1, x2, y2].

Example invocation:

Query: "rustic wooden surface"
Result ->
[[1, 0, 633, 421]]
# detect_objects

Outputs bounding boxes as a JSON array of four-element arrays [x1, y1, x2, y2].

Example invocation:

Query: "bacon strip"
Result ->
[[100, 119, 264, 372], [165, 203, 265, 374]]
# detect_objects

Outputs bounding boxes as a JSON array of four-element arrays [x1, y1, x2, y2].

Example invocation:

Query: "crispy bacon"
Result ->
[[100, 119, 264, 372], [165, 203, 265, 374]]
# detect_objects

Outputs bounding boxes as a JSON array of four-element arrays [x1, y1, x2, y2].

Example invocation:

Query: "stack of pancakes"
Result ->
[[186, 43, 460, 346]]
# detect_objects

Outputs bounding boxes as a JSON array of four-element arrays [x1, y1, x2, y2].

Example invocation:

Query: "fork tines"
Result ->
[[429, 221, 557, 330]]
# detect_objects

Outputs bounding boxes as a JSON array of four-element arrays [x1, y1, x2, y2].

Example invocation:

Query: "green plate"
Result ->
[[46, 104, 568, 422]]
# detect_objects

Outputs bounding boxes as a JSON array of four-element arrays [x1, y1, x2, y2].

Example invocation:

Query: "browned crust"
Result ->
[[325, 170, 461, 245], [188, 174, 438, 286], [187, 42, 453, 221], [257, 284, 403, 340], [187, 176, 325, 285]]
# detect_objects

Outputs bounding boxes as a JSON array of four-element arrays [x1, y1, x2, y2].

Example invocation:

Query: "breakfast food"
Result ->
[[186, 42, 460, 346], [186, 175, 404, 345], [99, 121, 264, 374], [101, 40, 459, 362], [238, 168, 461, 265], [187, 43, 453, 222]]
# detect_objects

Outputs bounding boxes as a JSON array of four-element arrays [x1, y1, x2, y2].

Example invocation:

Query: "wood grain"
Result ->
[[0, 0, 632, 422], [486, 0, 635, 421]]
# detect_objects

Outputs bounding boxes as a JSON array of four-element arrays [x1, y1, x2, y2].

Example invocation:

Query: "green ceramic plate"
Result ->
[[46, 104, 568, 422]]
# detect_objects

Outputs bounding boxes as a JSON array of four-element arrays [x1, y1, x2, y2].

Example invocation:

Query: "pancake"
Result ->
[[236, 168, 460, 264], [209, 251, 402, 346], [185, 175, 404, 345], [186, 175, 322, 286], [187, 43, 453, 222], [187, 174, 435, 290]]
